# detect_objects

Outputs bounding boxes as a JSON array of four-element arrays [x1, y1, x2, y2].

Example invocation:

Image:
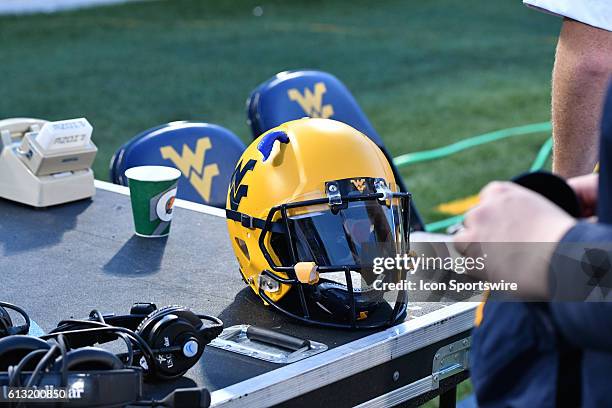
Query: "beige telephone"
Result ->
[[0, 117, 97, 207]]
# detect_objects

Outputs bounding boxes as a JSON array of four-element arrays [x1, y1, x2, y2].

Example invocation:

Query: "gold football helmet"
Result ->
[[226, 118, 410, 328]]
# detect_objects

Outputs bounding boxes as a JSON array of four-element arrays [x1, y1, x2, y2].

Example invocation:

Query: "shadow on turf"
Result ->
[[102, 234, 168, 276]]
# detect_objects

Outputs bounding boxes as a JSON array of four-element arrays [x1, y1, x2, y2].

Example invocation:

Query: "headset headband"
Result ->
[[0, 301, 31, 336]]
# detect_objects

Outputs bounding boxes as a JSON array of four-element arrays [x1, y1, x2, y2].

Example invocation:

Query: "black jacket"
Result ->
[[471, 81, 612, 407]]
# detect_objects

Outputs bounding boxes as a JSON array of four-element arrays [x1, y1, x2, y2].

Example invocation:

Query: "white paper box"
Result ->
[[35, 118, 93, 151]]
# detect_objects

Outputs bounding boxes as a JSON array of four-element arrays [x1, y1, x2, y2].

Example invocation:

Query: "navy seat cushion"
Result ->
[[110, 122, 245, 209], [247, 70, 424, 230]]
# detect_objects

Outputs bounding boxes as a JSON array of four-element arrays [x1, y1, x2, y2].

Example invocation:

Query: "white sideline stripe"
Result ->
[[94, 179, 226, 218], [94, 179, 130, 195], [0, 0, 144, 15], [174, 197, 226, 218]]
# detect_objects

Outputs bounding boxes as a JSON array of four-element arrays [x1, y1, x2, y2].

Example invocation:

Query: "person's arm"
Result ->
[[549, 222, 612, 351], [552, 19, 612, 178], [551, 302, 612, 351]]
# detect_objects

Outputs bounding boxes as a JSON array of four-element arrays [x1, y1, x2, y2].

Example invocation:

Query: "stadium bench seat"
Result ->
[[110, 121, 245, 209], [246, 70, 424, 230]]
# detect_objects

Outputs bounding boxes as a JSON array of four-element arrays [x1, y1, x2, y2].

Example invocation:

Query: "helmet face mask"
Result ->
[[257, 177, 411, 329], [226, 118, 412, 329]]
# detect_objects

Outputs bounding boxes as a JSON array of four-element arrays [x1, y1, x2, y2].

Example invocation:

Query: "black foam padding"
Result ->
[[0, 369, 142, 407], [512, 171, 581, 217], [56, 347, 124, 371], [0, 189, 461, 399], [0, 335, 50, 370]]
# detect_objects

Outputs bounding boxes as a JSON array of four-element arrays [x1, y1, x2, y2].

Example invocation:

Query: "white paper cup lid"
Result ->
[[124, 165, 181, 182]]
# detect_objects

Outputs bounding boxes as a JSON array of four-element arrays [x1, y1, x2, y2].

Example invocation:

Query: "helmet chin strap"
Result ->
[[320, 271, 379, 293], [293, 263, 384, 292]]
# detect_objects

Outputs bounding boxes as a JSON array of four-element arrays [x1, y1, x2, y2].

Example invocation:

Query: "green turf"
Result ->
[[0, 0, 559, 223], [422, 380, 474, 408], [0, 1, 560, 404]]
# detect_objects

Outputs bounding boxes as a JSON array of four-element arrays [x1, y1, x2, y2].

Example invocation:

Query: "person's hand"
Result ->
[[453, 181, 577, 299], [567, 173, 598, 217], [456, 181, 577, 243]]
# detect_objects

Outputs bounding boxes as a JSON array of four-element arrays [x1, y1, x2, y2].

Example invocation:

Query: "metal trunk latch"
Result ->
[[209, 325, 328, 364], [431, 337, 470, 389]]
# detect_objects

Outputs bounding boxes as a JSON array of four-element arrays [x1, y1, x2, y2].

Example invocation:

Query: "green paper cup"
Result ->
[[125, 165, 181, 238]]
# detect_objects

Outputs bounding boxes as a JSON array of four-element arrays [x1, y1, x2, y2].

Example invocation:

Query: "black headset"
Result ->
[[0, 334, 210, 407], [42, 303, 223, 381], [0, 302, 31, 338]]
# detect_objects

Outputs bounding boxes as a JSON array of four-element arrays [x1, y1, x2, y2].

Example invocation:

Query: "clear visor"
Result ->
[[286, 199, 407, 268], [261, 179, 411, 328]]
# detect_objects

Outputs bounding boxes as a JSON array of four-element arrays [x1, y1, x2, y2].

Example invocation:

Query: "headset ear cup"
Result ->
[[136, 305, 203, 379], [0, 335, 51, 370], [135, 305, 185, 338], [54, 347, 124, 371], [53, 347, 143, 408], [0, 306, 13, 337]]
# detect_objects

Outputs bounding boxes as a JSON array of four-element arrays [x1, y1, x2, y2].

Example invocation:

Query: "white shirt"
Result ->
[[524, 0, 612, 32]]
